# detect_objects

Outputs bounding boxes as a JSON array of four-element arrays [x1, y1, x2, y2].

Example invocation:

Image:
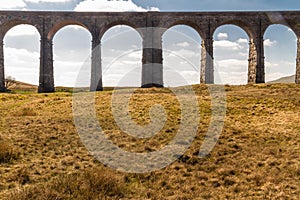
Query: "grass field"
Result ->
[[0, 84, 299, 199]]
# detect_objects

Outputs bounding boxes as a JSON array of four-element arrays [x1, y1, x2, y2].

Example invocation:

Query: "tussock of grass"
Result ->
[[13, 107, 37, 117], [9, 167, 31, 185], [8, 167, 126, 200], [0, 138, 18, 164]]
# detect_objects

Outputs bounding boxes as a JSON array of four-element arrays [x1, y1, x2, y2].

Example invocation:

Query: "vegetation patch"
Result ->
[[7, 167, 126, 200], [0, 84, 299, 199], [0, 137, 18, 164]]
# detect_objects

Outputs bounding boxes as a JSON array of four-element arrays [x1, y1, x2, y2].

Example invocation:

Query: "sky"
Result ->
[[0, 0, 299, 86]]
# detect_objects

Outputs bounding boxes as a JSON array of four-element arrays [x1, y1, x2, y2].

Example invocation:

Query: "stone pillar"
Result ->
[[141, 24, 163, 88], [248, 39, 257, 84], [0, 40, 5, 92], [90, 36, 103, 91], [296, 38, 300, 84], [256, 35, 265, 83], [38, 37, 54, 93], [248, 36, 265, 84], [200, 37, 214, 84]]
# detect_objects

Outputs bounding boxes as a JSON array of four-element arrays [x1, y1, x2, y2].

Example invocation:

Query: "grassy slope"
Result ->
[[0, 84, 299, 199], [268, 75, 295, 83]]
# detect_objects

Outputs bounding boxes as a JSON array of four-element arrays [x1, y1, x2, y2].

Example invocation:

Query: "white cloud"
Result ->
[[216, 59, 247, 71], [179, 70, 199, 84], [163, 69, 199, 87], [166, 49, 198, 58], [25, 0, 71, 2], [215, 71, 248, 85], [214, 40, 242, 50], [128, 51, 142, 59], [5, 24, 39, 37], [4, 47, 39, 84], [217, 32, 228, 40], [264, 39, 277, 47], [74, 0, 159, 12], [238, 52, 248, 57], [237, 38, 248, 44], [175, 42, 190, 48], [103, 60, 141, 86], [214, 35, 249, 84], [0, 0, 76, 10], [54, 60, 85, 87], [0, 0, 26, 9], [4, 47, 39, 65], [265, 61, 279, 68]]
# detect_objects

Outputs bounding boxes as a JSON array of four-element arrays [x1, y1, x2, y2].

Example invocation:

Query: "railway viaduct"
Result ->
[[0, 11, 300, 92]]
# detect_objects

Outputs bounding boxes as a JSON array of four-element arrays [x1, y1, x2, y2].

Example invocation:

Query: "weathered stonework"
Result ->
[[91, 34, 102, 91], [296, 39, 300, 84], [0, 11, 300, 92], [200, 38, 214, 84], [248, 39, 257, 84], [38, 37, 54, 93], [0, 41, 4, 92], [142, 26, 163, 87]]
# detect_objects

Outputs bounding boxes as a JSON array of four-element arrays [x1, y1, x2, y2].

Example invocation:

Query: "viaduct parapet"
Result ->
[[0, 11, 300, 92]]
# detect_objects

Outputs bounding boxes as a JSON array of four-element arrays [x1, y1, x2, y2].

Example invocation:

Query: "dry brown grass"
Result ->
[[0, 83, 299, 199], [6, 167, 126, 200], [0, 137, 18, 164]]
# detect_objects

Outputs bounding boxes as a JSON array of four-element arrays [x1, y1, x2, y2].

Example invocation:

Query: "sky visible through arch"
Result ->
[[0, 0, 299, 86]]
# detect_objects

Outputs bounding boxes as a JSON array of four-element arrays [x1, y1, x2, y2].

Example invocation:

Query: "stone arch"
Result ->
[[164, 21, 204, 39], [100, 21, 142, 40], [52, 24, 92, 88], [2, 23, 41, 87], [163, 22, 208, 84], [0, 19, 41, 39], [263, 24, 297, 82], [101, 24, 143, 87], [47, 20, 91, 40], [264, 23, 297, 37], [162, 24, 202, 86], [213, 24, 250, 84], [264, 12, 298, 35], [213, 20, 254, 39]]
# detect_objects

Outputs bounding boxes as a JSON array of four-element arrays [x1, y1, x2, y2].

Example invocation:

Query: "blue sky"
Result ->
[[133, 0, 300, 11], [5, 0, 300, 11], [0, 0, 298, 86]]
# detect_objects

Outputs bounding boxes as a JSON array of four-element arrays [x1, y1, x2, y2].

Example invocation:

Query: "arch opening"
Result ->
[[162, 25, 202, 87], [3, 24, 40, 89], [0, 20, 38, 39], [264, 24, 297, 83], [213, 25, 250, 85], [53, 25, 92, 88], [215, 20, 253, 39], [101, 25, 142, 87], [100, 21, 141, 39], [165, 21, 204, 39], [48, 21, 89, 40]]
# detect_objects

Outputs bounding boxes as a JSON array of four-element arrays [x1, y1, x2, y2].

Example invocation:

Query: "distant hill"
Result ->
[[9, 80, 38, 92], [268, 75, 295, 83], [6, 75, 297, 92], [15, 81, 37, 88]]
